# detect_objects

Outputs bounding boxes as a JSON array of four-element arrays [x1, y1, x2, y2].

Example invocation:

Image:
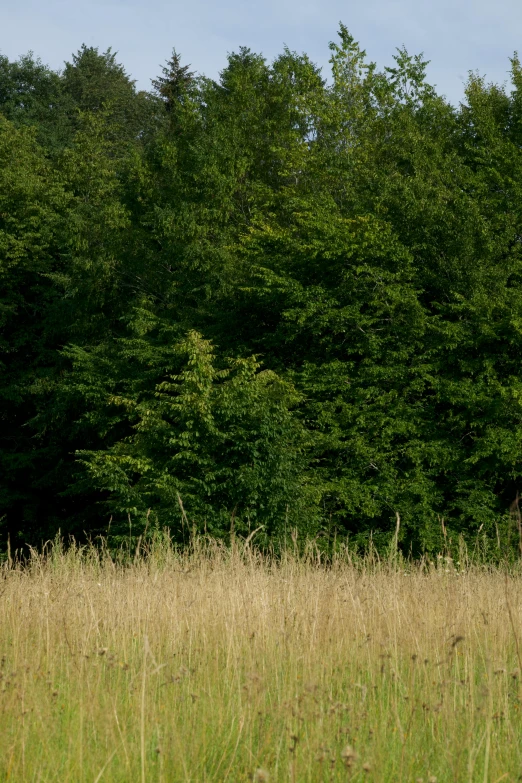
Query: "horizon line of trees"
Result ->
[[2, 28, 522, 553]]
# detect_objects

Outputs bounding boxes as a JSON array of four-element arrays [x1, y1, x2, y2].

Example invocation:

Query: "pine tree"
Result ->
[[152, 49, 195, 113]]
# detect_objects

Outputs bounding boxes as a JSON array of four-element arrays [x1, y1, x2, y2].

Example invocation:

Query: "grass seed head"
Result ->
[[341, 744, 358, 766]]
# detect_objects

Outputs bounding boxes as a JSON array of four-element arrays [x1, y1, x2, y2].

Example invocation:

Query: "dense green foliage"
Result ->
[[3, 30, 522, 551]]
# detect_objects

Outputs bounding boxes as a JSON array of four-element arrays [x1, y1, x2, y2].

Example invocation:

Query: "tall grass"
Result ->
[[1, 535, 522, 781]]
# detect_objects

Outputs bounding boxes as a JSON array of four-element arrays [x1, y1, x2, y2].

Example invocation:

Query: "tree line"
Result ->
[[2, 28, 522, 553]]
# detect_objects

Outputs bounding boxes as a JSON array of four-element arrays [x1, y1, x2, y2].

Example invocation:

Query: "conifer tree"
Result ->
[[152, 49, 195, 113]]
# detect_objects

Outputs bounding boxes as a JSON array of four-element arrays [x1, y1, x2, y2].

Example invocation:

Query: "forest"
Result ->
[[2, 27, 522, 553]]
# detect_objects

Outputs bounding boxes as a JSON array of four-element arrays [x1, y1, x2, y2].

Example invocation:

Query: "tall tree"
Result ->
[[62, 44, 157, 143], [152, 49, 195, 114], [0, 52, 74, 151]]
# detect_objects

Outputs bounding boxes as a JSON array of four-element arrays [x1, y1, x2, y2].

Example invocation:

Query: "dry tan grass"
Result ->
[[1, 538, 522, 781]]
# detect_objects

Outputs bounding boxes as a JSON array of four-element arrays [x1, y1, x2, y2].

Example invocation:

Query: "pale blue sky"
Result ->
[[1, 0, 520, 105]]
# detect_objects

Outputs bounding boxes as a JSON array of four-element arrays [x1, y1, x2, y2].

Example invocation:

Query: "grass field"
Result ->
[[2, 537, 522, 782]]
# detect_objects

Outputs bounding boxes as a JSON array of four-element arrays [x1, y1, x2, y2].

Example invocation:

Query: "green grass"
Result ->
[[1, 538, 522, 781]]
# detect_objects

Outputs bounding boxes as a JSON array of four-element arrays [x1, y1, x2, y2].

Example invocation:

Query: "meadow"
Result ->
[[2, 537, 522, 782]]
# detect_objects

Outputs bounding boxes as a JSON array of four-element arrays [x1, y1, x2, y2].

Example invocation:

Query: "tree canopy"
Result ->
[[2, 32, 522, 553]]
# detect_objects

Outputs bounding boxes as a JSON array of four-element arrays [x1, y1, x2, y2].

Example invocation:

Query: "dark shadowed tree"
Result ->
[[152, 49, 195, 113]]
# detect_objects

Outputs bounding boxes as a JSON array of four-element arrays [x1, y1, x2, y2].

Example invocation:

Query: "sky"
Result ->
[[1, 0, 520, 105]]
